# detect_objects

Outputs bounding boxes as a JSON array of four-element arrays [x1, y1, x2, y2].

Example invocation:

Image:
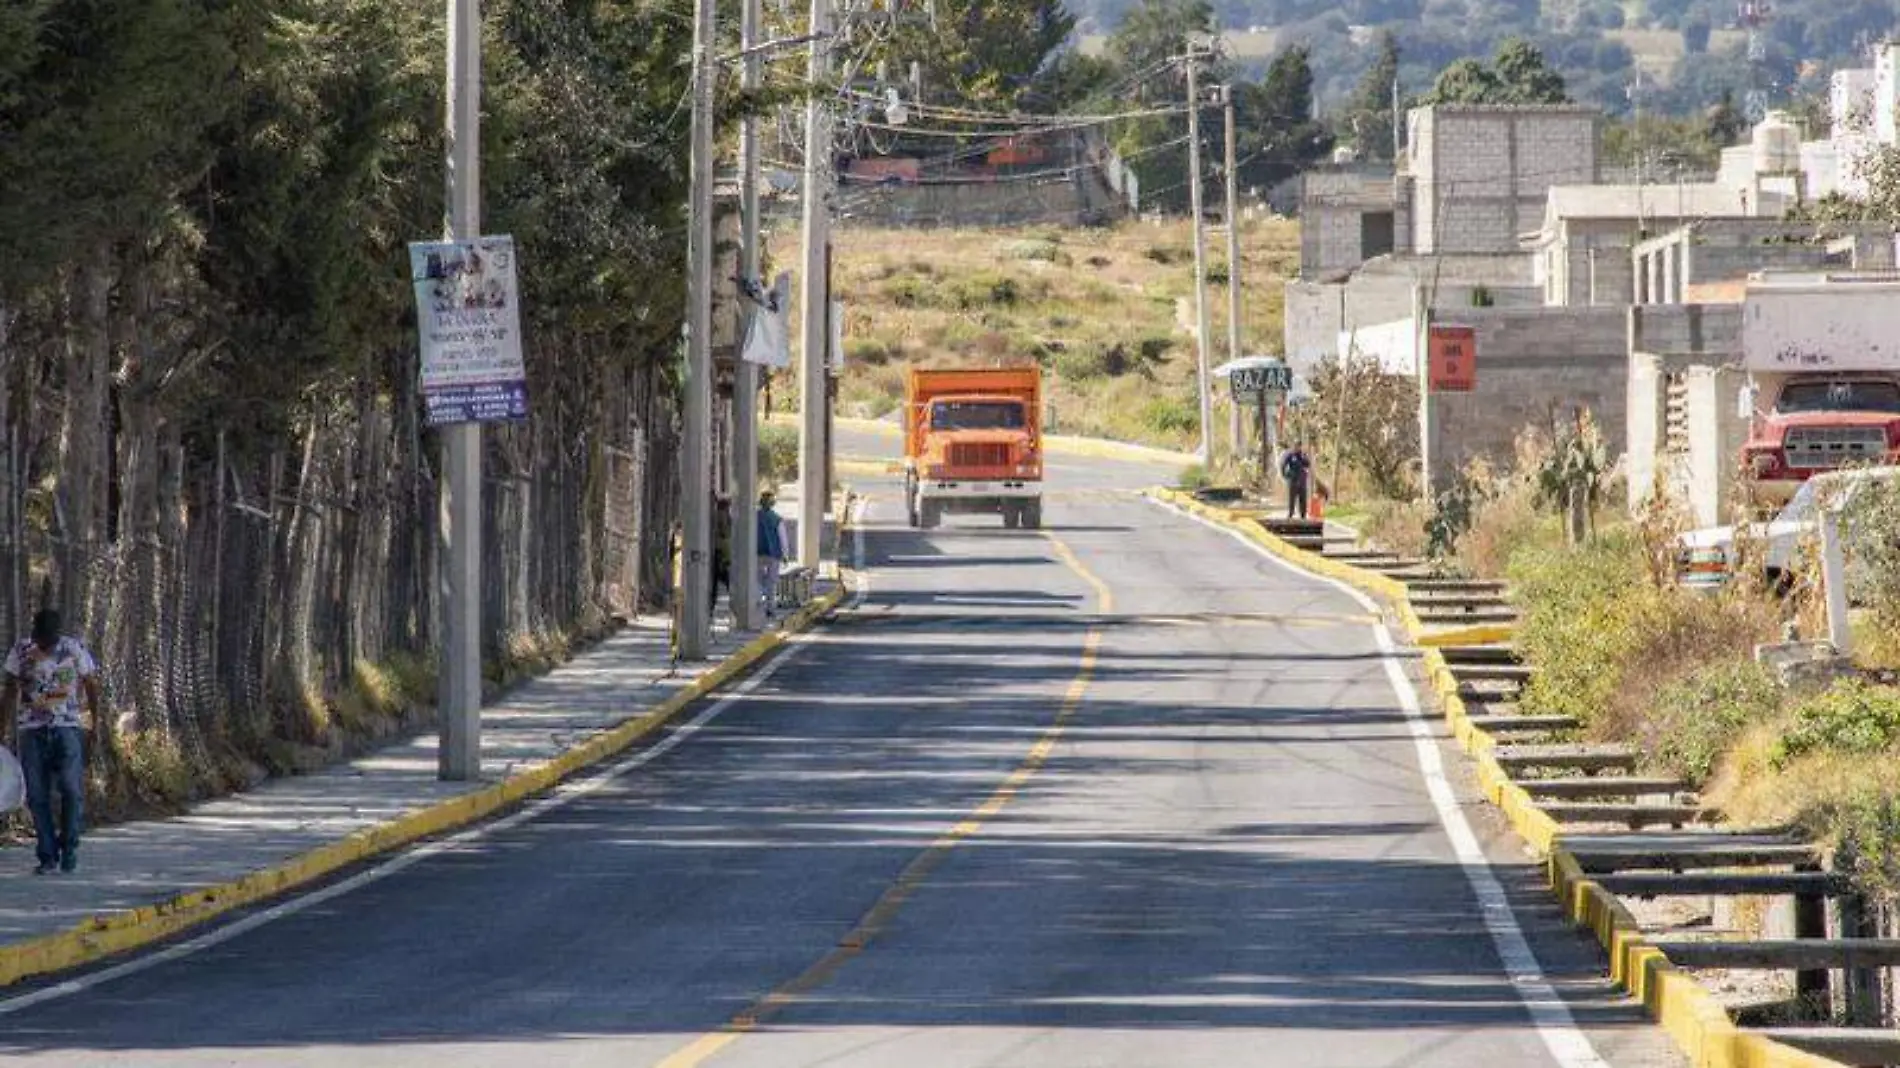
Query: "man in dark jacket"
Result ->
[[757, 491, 785, 619], [710, 496, 733, 616], [1280, 443, 1313, 520]]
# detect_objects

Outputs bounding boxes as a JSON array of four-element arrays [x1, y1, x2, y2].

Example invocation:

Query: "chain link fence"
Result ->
[[0, 353, 679, 812]]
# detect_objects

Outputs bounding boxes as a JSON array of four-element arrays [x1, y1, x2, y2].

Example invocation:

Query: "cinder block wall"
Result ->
[[1425, 306, 1629, 485], [1627, 304, 1744, 526], [1411, 106, 1598, 255]]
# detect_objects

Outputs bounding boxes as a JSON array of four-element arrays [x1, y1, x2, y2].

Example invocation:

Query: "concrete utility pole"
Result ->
[[1185, 46, 1215, 469], [439, 0, 483, 781], [679, 0, 718, 659], [797, 0, 832, 568], [1222, 84, 1243, 368], [731, 0, 762, 632]]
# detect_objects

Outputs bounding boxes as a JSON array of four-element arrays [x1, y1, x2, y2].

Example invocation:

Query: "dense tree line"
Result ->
[[0, 0, 694, 808], [1069, 0, 1900, 119]]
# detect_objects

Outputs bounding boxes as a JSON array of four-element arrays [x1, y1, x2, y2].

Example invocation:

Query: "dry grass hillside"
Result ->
[[815, 218, 1299, 451]]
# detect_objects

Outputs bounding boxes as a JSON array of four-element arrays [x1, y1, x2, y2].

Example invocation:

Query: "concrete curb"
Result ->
[[1148, 486, 1840, 1068], [0, 576, 850, 992], [784, 413, 1196, 469]]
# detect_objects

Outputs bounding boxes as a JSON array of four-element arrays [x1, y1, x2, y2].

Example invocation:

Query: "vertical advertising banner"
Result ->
[[409, 236, 530, 426], [1428, 324, 1477, 393]]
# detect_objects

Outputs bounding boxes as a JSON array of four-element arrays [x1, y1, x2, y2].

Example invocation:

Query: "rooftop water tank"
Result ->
[[1752, 111, 1802, 175]]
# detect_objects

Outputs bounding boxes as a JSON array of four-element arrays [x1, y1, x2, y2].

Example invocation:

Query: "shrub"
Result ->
[[1425, 462, 1492, 559], [758, 423, 800, 486], [1512, 532, 1781, 735], [1138, 336, 1174, 362], [1144, 244, 1189, 265], [1053, 343, 1131, 381], [1363, 498, 1432, 559], [846, 339, 895, 365], [1179, 464, 1212, 490], [1003, 239, 1060, 262], [1142, 395, 1198, 435], [1844, 471, 1900, 628], [1646, 659, 1783, 782], [1775, 681, 1900, 768], [883, 275, 927, 308]]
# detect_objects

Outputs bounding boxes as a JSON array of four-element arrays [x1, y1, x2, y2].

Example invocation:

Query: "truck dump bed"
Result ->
[[904, 368, 1042, 459], [1743, 278, 1900, 372]]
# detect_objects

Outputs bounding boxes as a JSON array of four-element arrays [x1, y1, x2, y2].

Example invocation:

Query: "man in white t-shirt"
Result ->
[[2, 610, 104, 875]]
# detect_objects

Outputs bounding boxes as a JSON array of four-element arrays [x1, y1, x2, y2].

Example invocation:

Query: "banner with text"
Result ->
[[409, 236, 530, 426]]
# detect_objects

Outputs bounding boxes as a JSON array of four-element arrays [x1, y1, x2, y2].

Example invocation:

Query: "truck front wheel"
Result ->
[[920, 501, 942, 529], [1023, 500, 1042, 530], [1003, 506, 1021, 530]]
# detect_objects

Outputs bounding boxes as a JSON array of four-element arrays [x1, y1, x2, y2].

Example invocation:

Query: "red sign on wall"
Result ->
[[1428, 324, 1477, 392]]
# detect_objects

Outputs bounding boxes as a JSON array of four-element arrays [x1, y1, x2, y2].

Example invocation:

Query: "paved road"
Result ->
[[0, 444, 1682, 1067]]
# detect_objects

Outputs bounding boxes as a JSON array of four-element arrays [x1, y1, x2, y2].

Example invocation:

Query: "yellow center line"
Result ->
[[654, 532, 1113, 1068]]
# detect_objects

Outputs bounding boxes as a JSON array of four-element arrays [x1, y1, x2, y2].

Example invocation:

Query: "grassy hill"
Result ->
[[819, 218, 1300, 452]]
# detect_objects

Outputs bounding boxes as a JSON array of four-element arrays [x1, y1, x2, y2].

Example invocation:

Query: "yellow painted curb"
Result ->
[[0, 578, 851, 991], [1416, 623, 1516, 648], [1149, 485, 1839, 1068]]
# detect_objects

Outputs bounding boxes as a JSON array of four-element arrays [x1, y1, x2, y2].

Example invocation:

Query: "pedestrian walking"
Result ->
[[2, 610, 103, 875], [710, 496, 733, 617], [1280, 442, 1314, 520], [757, 491, 785, 619]]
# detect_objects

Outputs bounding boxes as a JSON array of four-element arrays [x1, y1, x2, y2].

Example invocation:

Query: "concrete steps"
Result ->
[[1518, 776, 1687, 800], [1492, 744, 1639, 774], [1560, 833, 1818, 873], [1751, 1029, 1900, 1064], [1467, 713, 1579, 735], [1540, 802, 1716, 829], [1594, 871, 1847, 898]]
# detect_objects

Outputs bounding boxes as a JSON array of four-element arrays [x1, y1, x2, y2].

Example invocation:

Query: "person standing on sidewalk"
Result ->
[[2, 610, 104, 875], [710, 496, 733, 618], [757, 491, 785, 620], [1280, 442, 1313, 520]]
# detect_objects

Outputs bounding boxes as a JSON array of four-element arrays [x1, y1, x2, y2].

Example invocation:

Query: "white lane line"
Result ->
[[0, 501, 876, 1017], [1148, 497, 1612, 1068]]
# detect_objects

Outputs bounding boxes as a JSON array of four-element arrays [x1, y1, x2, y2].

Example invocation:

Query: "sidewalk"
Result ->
[[0, 588, 836, 985]]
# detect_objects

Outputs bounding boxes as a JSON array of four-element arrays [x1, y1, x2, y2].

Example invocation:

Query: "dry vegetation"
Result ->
[[811, 218, 1299, 451]]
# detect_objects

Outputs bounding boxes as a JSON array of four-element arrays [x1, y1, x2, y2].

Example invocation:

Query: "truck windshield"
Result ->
[[1776, 381, 1900, 414], [931, 401, 1025, 431]]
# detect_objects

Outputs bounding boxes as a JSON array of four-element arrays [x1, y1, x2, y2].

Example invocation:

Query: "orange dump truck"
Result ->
[[903, 367, 1044, 530]]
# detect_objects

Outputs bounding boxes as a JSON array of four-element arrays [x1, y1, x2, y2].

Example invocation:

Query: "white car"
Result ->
[[1676, 465, 1900, 591]]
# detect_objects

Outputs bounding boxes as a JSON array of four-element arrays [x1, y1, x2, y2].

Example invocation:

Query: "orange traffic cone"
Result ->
[[1310, 490, 1326, 521]]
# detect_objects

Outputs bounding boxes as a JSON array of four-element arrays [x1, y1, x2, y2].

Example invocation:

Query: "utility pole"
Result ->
[[1186, 45, 1214, 469], [1222, 83, 1259, 483], [1222, 84, 1243, 367], [1391, 75, 1402, 163], [797, 0, 831, 569], [679, 0, 717, 658], [438, 0, 483, 781], [731, 0, 762, 632]]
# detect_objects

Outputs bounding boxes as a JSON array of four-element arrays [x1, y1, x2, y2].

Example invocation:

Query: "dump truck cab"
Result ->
[[904, 368, 1044, 530]]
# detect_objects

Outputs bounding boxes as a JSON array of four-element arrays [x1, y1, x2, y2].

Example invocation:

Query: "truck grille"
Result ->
[[948, 443, 1011, 467], [1785, 426, 1888, 469]]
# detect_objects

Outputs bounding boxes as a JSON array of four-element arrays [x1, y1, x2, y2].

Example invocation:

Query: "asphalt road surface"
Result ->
[[0, 440, 1684, 1067]]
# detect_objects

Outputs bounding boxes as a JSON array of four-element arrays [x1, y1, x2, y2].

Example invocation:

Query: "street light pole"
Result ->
[[679, 0, 717, 658], [1185, 46, 1215, 469], [797, 0, 831, 569], [731, 0, 762, 632], [438, 0, 483, 781]]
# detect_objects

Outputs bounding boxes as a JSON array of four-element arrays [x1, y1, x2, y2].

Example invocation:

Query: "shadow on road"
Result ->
[[0, 515, 1646, 1061]]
